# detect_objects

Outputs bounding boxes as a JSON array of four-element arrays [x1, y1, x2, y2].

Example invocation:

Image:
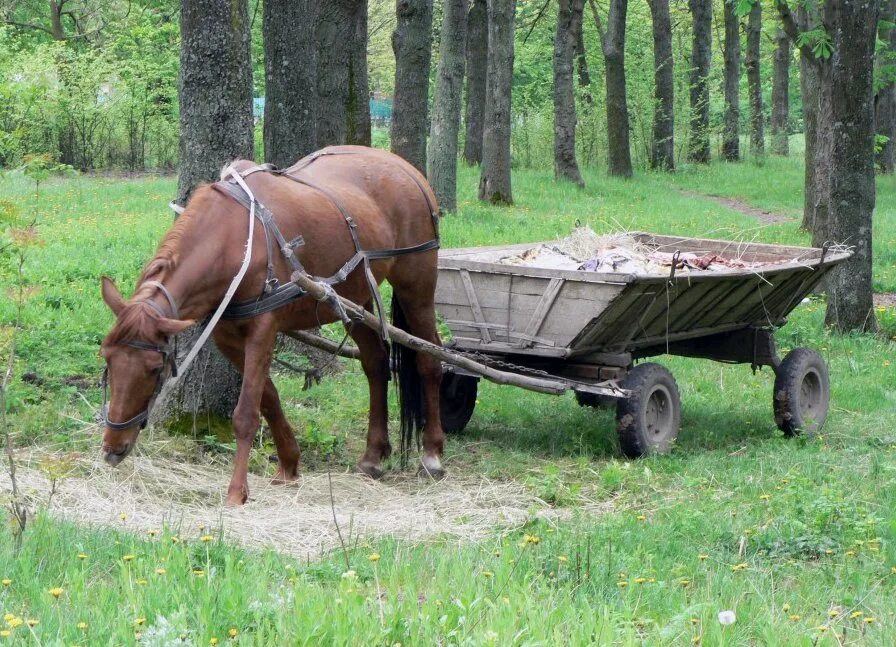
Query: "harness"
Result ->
[[102, 150, 440, 432]]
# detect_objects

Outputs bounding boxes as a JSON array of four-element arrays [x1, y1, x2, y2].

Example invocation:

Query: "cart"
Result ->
[[431, 232, 850, 456]]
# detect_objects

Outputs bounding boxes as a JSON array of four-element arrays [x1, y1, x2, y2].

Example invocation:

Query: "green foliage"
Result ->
[[796, 27, 834, 60]]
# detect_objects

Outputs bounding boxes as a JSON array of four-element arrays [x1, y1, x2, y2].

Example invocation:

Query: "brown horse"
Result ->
[[99, 146, 444, 506]]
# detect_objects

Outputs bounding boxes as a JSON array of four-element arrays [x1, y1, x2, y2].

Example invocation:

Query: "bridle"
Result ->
[[101, 281, 180, 432]]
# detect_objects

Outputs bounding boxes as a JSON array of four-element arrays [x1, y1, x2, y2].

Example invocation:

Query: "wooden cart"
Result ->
[[432, 233, 850, 456]]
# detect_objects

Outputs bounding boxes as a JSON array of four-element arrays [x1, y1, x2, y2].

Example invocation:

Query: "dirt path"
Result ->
[[874, 292, 896, 308], [680, 190, 793, 224]]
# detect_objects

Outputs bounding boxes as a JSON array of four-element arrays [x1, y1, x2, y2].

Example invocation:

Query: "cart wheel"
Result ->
[[575, 391, 616, 409], [615, 363, 681, 458], [439, 372, 478, 434], [773, 348, 830, 436]]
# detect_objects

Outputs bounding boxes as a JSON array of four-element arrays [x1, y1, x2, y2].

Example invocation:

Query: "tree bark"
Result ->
[[263, 0, 318, 167], [554, 0, 585, 186], [647, 0, 674, 170], [575, 25, 592, 90], [391, 0, 434, 173], [591, 0, 633, 177], [163, 0, 253, 430], [722, 0, 741, 162], [825, 0, 879, 333], [463, 0, 488, 165], [687, 0, 712, 163], [478, 0, 515, 204], [771, 28, 790, 156], [876, 0, 896, 173], [428, 0, 467, 211], [746, 0, 765, 156], [316, 0, 371, 147]]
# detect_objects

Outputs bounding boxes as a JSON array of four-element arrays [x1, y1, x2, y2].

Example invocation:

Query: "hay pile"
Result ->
[[497, 227, 785, 275], [1, 442, 561, 558]]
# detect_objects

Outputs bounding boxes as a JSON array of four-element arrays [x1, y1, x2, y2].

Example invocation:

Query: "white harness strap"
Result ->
[[175, 164, 257, 376]]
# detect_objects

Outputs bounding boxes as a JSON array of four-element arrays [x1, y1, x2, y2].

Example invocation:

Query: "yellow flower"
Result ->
[[825, 549, 834, 555], [2, 616, 13, 623], [634, 577, 647, 584], [482, 571, 494, 578], [636, 515, 646, 521], [789, 614, 801, 621], [119, 513, 127, 521], [49, 586, 64, 598], [691, 636, 701, 644], [816, 626, 828, 633], [77, 554, 87, 560], [782, 603, 791, 612], [730, 562, 748, 572], [1, 579, 10, 587], [193, 569, 205, 577], [368, 553, 381, 562], [147, 529, 158, 537], [210, 638, 219, 646], [6, 618, 22, 629], [679, 579, 690, 587], [689, 618, 699, 625], [155, 568, 166, 575], [0, 630, 10, 637], [890, 566, 896, 574], [228, 628, 238, 638], [617, 581, 628, 588], [200, 535, 214, 543], [558, 555, 568, 563], [864, 616, 875, 623], [135, 618, 145, 626], [698, 554, 708, 561], [759, 494, 770, 501], [123, 554, 135, 562], [846, 550, 856, 557], [26, 619, 38, 627], [136, 579, 147, 586], [850, 611, 863, 619], [828, 609, 839, 618], [77, 622, 88, 630], [171, 536, 180, 544], [523, 534, 540, 545]]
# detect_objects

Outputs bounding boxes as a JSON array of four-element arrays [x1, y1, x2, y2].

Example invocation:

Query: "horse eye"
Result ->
[[150, 366, 164, 376]]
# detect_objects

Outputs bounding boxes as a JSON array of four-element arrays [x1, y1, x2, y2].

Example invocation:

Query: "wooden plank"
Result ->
[[518, 278, 565, 348], [459, 269, 491, 344]]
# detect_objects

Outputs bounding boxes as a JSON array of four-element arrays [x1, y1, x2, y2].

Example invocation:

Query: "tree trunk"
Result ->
[[876, 0, 896, 173], [463, 0, 488, 165], [478, 0, 515, 204], [687, 0, 712, 163], [592, 0, 633, 178], [648, 0, 674, 170], [825, 0, 879, 333], [263, 0, 318, 167], [746, 0, 764, 156], [428, 0, 467, 211], [575, 25, 592, 91], [722, 0, 740, 162], [162, 0, 253, 431], [316, 0, 371, 147], [770, 28, 790, 156], [554, 0, 585, 186], [391, 0, 434, 173]]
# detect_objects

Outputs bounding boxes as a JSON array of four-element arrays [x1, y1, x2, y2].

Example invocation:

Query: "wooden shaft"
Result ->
[[289, 273, 568, 395], [281, 330, 362, 360]]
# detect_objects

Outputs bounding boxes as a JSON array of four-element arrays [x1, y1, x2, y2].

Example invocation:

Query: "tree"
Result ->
[[263, 0, 318, 167], [687, 0, 712, 164], [391, 0, 433, 173], [647, 0, 674, 170], [745, 0, 764, 156], [160, 0, 253, 431], [554, 0, 585, 186], [770, 28, 791, 156], [876, 0, 896, 173], [428, 0, 467, 211], [463, 0, 488, 166], [824, 0, 879, 332], [2, 0, 110, 41], [590, 0, 633, 177], [316, 0, 371, 147], [722, 0, 741, 162]]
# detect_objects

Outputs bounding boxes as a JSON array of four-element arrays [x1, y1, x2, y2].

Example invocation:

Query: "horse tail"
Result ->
[[391, 294, 425, 466]]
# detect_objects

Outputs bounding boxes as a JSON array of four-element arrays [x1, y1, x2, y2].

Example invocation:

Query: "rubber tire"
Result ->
[[615, 363, 681, 458], [575, 391, 617, 409], [439, 372, 478, 434], [773, 348, 830, 436]]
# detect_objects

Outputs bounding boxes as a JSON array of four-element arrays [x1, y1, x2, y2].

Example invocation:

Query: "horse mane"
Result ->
[[106, 184, 219, 345]]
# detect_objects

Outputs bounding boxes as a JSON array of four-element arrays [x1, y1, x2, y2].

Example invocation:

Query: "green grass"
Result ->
[[2, 155, 896, 645]]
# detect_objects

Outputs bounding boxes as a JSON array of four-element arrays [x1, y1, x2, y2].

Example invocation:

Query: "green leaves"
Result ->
[[796, 26, 834, 60]]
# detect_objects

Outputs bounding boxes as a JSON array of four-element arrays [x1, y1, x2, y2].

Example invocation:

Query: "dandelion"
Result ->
[[846, 550, 856, 557], [691, 636, 701, 644], [155, 568, 166, 575], [825, 549, 834, 555], [1, 580, 10, 587], [171, 536, 180, 544], [77, 554, 87, 560], [200, 535, 214, 543], [689, 618, 699, 625], [6, 618, 22, 629], [558, 555, 568, 563], [0, 630, 10, 637], [123, 554, 136, 562], [49, 587, 64, 598], [828, 609, 839, 618], [77, 622, 88, 630], [759, 494, 770, 501], [228, 628, 238, 638], [482, 571, 494, 578], [864, 617, 875, 624], [680, 579, 690, 587], [850, 611, 863, 619], [210, 638, 219, 646], [26, 619, 38, 627], [523, 534, 540, 545], [636, 515, 646, 521], [617, 581, 628, 588], [136, 579, 147, 586], [119, 513, 127, 521], [634, 577, 647, 584], [135, 618, 145, 626], [147, 530, 158, 537], [698, 554, 708, 561], [730, 562, 748, 572], [368, 553, 381, 563], [718, 610, 736, 625], [789, 614, 801, 621], [193, 569, 205, 577], [816, 626, 828, 633], [782, 603, 791, 612]]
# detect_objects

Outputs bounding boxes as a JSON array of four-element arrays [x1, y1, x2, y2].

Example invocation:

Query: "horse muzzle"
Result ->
[[102, 436, 136, 466]]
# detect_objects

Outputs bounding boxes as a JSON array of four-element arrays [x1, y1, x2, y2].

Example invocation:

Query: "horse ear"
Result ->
[[101, 276, 125, 315], [157, 318, 195, 336]]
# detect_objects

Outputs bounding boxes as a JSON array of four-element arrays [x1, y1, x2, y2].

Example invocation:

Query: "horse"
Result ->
[[99, 145, 445, 506]]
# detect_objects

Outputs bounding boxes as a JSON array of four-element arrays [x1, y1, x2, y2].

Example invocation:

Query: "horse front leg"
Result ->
[[349, 322, 391, 479], [216, 317, 279, 506]]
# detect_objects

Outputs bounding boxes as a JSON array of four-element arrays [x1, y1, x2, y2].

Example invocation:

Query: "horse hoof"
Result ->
[[417, 465, 446, 480], [355, 462, 385, 480], [224, 488, 248, 507], [271, 467, 299, 485]]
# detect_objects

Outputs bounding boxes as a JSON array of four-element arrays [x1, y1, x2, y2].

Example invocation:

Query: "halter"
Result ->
[[101, 283, 180, 432]]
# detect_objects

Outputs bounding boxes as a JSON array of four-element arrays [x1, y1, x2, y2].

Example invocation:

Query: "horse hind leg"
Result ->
[[261, 377, 301, 484], [389, 287, 445, 479], [350, 320, 392, 479]]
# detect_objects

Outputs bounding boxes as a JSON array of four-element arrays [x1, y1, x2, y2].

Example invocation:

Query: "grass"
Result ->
[[1, 152, 896, 645]]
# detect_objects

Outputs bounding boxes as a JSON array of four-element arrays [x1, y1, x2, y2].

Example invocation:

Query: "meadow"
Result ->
[[1, 150, 896, 645]]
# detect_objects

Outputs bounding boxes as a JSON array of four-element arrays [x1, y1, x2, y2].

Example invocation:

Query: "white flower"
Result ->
[[718, 610, 737, 625], [341, 570, 357, 580]]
